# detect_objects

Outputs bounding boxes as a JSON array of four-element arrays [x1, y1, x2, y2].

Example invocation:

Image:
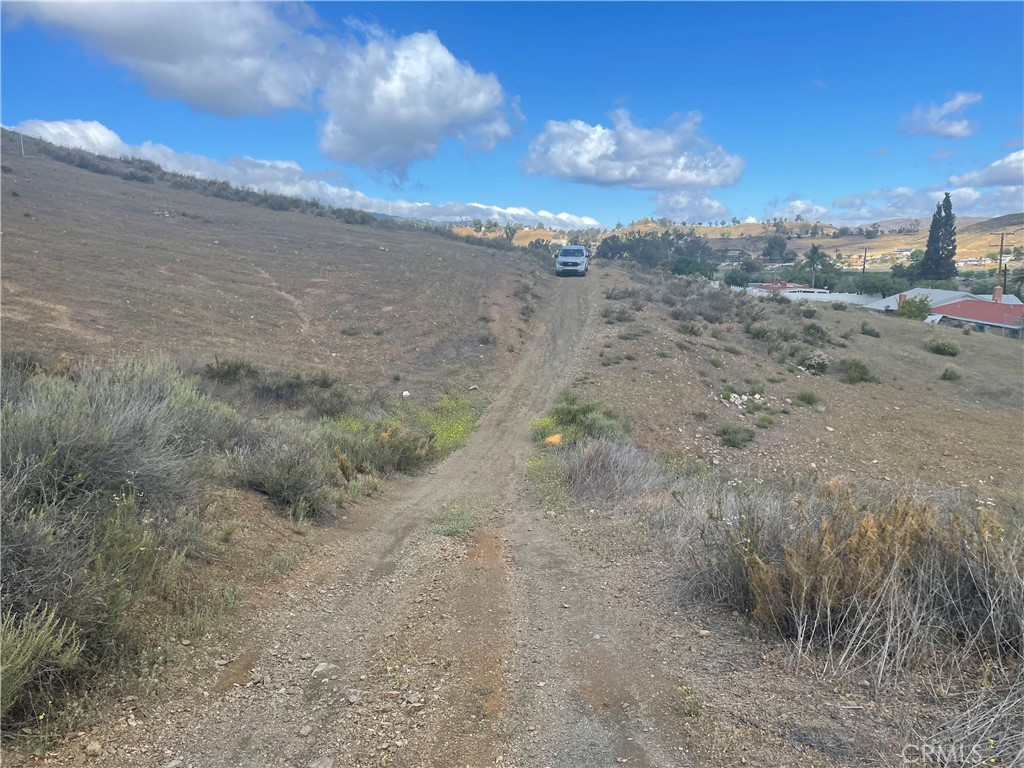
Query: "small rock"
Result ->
[[85, 742, 103, 757], [214, 659, 229, 666], [165, 760, 184, 768], [308, 759, 334, 768], [402, 391, 411, 399], [544, 511, 556, 519], [696, 629, 711, 638], [312, 662, 338, 678], [468, 385, 479, 391], [299, 724, 313, 737], [179, 639, 191, 647]]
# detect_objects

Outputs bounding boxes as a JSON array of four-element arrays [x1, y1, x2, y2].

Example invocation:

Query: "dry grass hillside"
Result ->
[[0, 131, 548, 395]]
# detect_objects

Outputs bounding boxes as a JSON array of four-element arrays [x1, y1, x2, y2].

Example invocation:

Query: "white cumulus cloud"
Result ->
[[767, 198, 830, 221], [948, 150, 1024, 188], [899, 92, 982, 138], [8, 4, 515, 176], [653, 191, 729, 222], [14, 118, 129, 156], [831, 184, 1016, 224], [12, 119, 597, 230], [523, 109, 744, 190], [318, 26, 511, 176]]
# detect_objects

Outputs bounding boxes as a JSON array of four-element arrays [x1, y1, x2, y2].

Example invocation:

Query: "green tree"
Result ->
[[803, 244, 832, 289], [1009, 266, 1024, 299], [896, 295, 932, 320], [761, 235, 788, 263], [918, 193, 958, 280]]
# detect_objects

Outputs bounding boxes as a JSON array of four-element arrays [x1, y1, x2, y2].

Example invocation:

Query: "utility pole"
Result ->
[[990, 233, 1014, 292], [862, 247, 867, 275]]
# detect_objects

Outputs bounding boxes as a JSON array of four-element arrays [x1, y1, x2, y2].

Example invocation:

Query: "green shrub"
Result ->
[[723, 344, 743, 356], [677, 322, 702, 336], [716, 425, 755, 448], [801, 307, 818, 318], [533, 391, 622, 444], [940, 366, 962, 381], [0, 357, 222, 726], [896, 295, 932, 320], [795, 390, 820, 405], [1, 606, 82, 721], [709, 357, 723, 369], [925, 338, 960, 357], [204, 357, 257, 384], [838, 358, 878, 384], [802, 322, 829, 345], [860, 321, 881, 338], [560, 438, 668, 500], [479, 331, 497, 345], [800, 350, 830, 374], [756, 414, 774, 429], [229, 420, 336, 519]]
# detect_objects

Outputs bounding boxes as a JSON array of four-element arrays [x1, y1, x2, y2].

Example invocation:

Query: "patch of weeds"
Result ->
[[795, 390, 820, 406], [618, 327, 647, 341], [709, 357, 723, 369], [308, 370, 335, 389], [258, 549, 301, 579], [433, 498, 480, 540], [623, 353, 637, 362], [723, 344, 743, 356], [801, 307, 818, 319], [839, 358, 878, 384], [409, 394, 477, 458], [392, 373, 401, 382], [531, 390, 622, 443], [601, 306, 635, 324], [716, 425, 755, 448], [839, 328, 855, 340], [831, 302, 847, 311], [673, 685, 702, 717], [519, 303, 535, 321], [744, 399, 763, 414], [656, 351, 670, 359], [340, 326, 361, 336], [694, 411, 709, 421], [940, 366, 961, 381], [205, 357, 257, 384], [525, 454, 569, 510], [860, 321, 881, 338], [925, 338, 960, 357], [677, 322, 702, 336], [372, 327, 385, 336], [479, 331, 497, 345], [756, 414, 774, 429], [675, 340, 693, 352]]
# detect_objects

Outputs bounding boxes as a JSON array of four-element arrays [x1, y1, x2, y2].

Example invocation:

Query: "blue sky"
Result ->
[[2, 1, 1022, 229]]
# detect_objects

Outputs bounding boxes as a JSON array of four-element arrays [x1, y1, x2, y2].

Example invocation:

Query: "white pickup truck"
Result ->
[[555, 245, 589, 277]]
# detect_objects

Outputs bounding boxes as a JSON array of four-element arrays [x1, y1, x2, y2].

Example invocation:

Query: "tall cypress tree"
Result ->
[[919, 192, 958, 280]]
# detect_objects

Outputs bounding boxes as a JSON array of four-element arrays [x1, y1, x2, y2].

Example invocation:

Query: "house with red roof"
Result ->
[[927, 298, 1024, 338]]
